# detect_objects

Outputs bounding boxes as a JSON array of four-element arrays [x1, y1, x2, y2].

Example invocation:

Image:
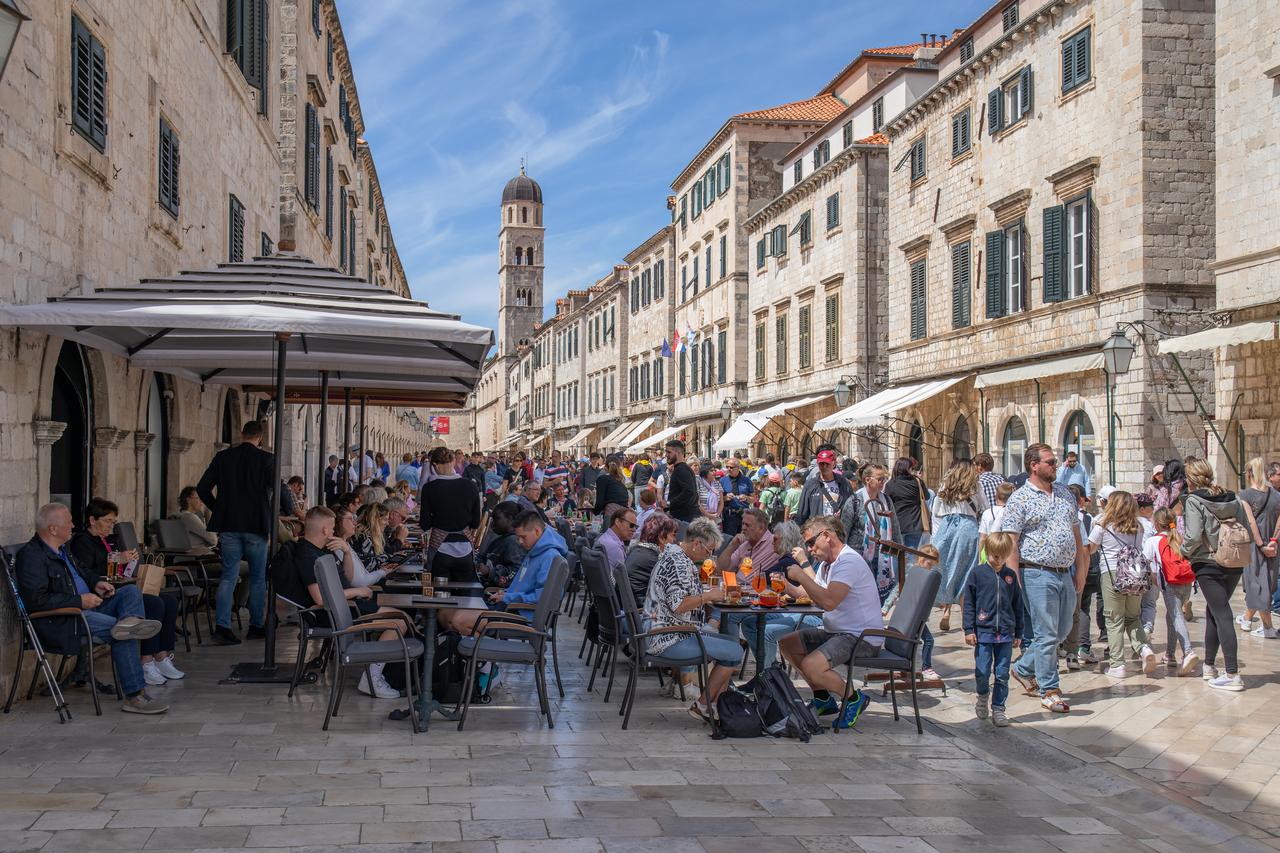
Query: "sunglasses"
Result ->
[[1038, 457, 1059, 467], [804, 531, 825, 549], [621, 519, 638, 529]]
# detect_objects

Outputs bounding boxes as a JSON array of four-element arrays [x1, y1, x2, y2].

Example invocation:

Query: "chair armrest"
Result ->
[[636, 625, 701, 638], [506, 602, 535, 612], [355, 610, 413, 628], [858, 627, 912, 642], [332, 619, 405, 638], [478, 622, 547, 640], [472, 611, 530, 635], [29, 607, 83, 619]]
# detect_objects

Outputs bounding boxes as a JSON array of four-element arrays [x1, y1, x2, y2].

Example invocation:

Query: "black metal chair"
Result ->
[[455, 555, 569, 730], [314, 555, 424, 731], [580, 547, 626, 702], [277, 590, 332, 699], [151, 519, 210, 649], [842, 565, 941, 735]]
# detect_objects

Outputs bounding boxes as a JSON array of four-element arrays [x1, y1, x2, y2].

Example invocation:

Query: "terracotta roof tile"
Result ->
[[856, 132, 889, 145], [734, 94, 846, 123]]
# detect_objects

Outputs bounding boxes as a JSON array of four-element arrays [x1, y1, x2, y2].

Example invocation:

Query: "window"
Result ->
[[826, 193, 840, 230], [798, 304, 812, 369], [952, 417, 973, 462], [775, 312, 788, 374], [227, 0, 267, 93], [791, 211, 812, 247], [824, 293, 839, 362], [655, 259, 665, 299], [338, 185, 347, 261], [520, 206, 527, 223], [689, 345, 698, 393], [909, 136, 926, 182], [312, 0, 321, 37], [348, 211, 356, 274], [951, 108, 970, 158], [812, 139, 830, 170], [951, 240, 972, 329], [326, 31, 333, 81], [1062, 410, 1096, 477], [990, 67, 1033, 135], [679, 195, 687, 229], [842, 120, 853, 148], [261, 232, 273, 257], [720, 152, 731, 193], [1044, 192, 1093, 302], [71, 15, 108, 152], [705, 246, 712, 284], [959, 37, 974, 63], [770, 224, 787, 257], [1001, 417, 1027, 477], [631, 278, 639, 313], [656, 358, 664, 394], [793, 161, 802, 184], [304, 103, 319, 211], [754, 321, 766, 379], [680, 347, 687, 394], [702, 338, 714, 387], [642, 268, 651, 306], [756, 239, 765, 269], [157, 118, 180, 218], [692, 182, 702, 219], [228, 195, 245, 262], [719, 236, 727, 279], [1002, 2, 1019, 32], [717, 330, 726, 384], [681, 263, 688, 299], [909, 259, 927, 340], [1062, 27, 1092, 93], [872, 97, 885, 133], [984, 222, 1026, 318]]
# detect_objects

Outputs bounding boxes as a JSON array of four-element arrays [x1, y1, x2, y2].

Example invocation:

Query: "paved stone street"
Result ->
[[1, 596, 1278, 853]]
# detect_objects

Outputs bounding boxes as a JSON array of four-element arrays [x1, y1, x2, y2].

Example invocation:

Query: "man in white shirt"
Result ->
[[778, 515, 883, 730]]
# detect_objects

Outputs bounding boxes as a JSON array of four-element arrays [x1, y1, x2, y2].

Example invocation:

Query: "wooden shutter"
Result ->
[[327, 31, 334, 80], [228, 195, 244, 262], [1019, 66, 1034, 118], [798, 304, 811, 369], [775, 314, 787, 373], [158, 119, 180, 218], [1086, 187, 1097, 294], [772, 224, 787, 256], [755, 322, 765, 379], [689, 345, 698, 392], [1043, 205, 1066, 303], [261, 232, 273, 256], [71, 17, 109, 152], [825, 294, 838, 362], [656, 259, 664, 299], [910, 260, 927, 340], [226, 0, 243, 67], [827, 193, 839, 229], [843, 121, 852, 148], [304, 103, 318, 209], [1061, 34, 1076, 92], [1075, 30, 1091, 88], [631, 278, 639, 312], [348, 211, 356, 274], [338, 186, 346, 259], [952, 110, 970, 156], [312, 0, 321, 36], [987, 88, 1003, 136], [951, 241, 972, 328], [756, 239, 765, 268], [985, 230, 1006, 318], [324, 147, 334, 237], [718, 330, 727, 383]]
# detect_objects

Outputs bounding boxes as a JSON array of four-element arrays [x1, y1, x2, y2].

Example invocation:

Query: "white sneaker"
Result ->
[[1202, 665, 1219, 681], [155, 657, 185, 680], [142, 661, 167, 686], [1104, 664, 1127, 678], [1140, 646, 1158, 676], [357, 670, 399, 699], [1251, 626, 1280, 639], [1177, 653, 1201, 678], [1236, 615, 1255, 631], [1207, 673, 1244, 692]]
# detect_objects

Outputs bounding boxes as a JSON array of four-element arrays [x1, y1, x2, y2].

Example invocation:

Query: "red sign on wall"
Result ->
[[430, 416, 450, 435]]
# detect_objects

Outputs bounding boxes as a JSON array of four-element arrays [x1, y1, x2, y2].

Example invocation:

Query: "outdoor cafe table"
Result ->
[[382, 576, 483, 594], [718, 599, 824, 670], [376, 592, 489, 732]]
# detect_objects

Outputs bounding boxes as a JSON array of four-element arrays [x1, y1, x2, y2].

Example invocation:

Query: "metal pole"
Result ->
[[318, 371, 329, 504], [342, 388, 352, 491], [359, 395, 367, 483], [1105, 369, 1116, 485], [264, 332, 289, 670]]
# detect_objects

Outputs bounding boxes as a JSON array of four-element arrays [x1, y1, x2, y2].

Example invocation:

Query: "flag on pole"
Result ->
[[661, 337, 672, 357], [672, 329, 683, 354]]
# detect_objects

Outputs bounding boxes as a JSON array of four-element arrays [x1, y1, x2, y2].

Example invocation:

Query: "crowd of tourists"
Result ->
[[12, 417, 1278, 732]]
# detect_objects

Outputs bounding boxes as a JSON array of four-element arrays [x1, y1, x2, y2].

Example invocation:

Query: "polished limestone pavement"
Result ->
[[0, 602, 1274, 853]]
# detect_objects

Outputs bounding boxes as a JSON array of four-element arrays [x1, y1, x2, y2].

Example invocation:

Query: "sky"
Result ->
[[336, 0, 993, 338]]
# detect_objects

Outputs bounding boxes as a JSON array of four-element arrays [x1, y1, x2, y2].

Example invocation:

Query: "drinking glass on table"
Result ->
[[751, 573, 767, 595], [771, 576, 786, 598]]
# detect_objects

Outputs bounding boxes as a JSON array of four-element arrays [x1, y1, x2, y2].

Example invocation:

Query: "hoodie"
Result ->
[[504, 525, 568, 604], [1181, 488, 1250, 564]]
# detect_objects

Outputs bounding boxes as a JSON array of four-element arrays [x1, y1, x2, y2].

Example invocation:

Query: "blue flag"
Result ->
[[661, 338, 672, 357]]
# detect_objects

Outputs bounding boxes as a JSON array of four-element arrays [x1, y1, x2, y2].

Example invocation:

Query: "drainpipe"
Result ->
[[1034, 378, 1045, 443], [979, 388, 989, 453], [862, 150, 873, 395]]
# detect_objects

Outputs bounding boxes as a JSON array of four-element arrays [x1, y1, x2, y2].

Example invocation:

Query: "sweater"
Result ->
[[505, 526, 568, 604], [666, 462, 700, 522], [962, 563, 1024, 643]]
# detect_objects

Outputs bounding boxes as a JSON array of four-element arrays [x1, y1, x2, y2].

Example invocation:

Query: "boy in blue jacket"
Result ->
[[963, 531, 1023, 727]]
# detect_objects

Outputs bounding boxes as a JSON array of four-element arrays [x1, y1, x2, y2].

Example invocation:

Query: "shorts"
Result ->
[[797, 628, 878, 668]]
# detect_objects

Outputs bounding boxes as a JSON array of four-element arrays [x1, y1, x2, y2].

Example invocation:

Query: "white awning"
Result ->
[[813, 376, 968, 430], [598, 420, 638, 450], [493, 432, 524, 450], [612, 416, 657, 451], [974, 352, 1104, 389], [625, 423, 687, 454], [1158, 320, 1279, 355], [562, 426, 599, 449], [712, 394, 830, 452]]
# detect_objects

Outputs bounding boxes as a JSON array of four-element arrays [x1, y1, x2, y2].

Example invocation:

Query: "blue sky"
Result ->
[[336, 0, 992, 335]]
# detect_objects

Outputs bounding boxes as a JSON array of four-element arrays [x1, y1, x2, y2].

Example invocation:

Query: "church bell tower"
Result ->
[[497, 164, 544, 356]]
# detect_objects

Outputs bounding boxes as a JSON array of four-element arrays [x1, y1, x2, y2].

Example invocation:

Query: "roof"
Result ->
[[818, 41, 944, 95], [502, 170, 543, 204], [733, 94, 846, 123], [857, 132, 890, 145]]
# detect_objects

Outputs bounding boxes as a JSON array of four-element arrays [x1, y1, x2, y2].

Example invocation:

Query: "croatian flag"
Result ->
[[672, 330, 683, 354]]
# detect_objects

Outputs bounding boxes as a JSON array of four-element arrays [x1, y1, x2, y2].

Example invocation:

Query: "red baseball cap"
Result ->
[[816, 450, 837, 464]]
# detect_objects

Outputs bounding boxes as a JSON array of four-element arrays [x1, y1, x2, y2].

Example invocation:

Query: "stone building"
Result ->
[[877, 0, 1215, 488], [621, 226, 677, 453], [0, 0, 438, 542], [670, 96, 845, 460]]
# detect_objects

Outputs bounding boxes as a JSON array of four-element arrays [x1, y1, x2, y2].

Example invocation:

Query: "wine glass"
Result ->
[[771, 576, 786, 597], [751, 573, 767, 594]]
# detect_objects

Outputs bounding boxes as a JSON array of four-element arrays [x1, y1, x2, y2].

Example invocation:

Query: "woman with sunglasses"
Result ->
[[643, 517, 744, 722]]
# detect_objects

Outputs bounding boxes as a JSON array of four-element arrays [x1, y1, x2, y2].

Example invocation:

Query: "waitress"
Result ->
[[419, 446, 483, 582]]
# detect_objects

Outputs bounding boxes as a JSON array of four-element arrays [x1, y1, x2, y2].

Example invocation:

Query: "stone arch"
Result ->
[[1051, 392, 1106, 486], [35, 338, 101, 526], [993, 404, 1034, 478]]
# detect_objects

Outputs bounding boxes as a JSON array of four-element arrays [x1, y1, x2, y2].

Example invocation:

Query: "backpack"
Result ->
[[1157, 534, 1195, 585], [1102, 528, 1152, 595], [712, 687, 765, 738], [267, 540, 297, 590], [764, 487, 786, 527], [1213, 502, 1256, 569], [752, 662, 822, 741]]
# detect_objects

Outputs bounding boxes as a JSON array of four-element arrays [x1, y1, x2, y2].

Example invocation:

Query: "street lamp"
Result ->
[[0, 0, 27, 82], [833, 376, 854, 409], [1100, 325, 1136, 484], [719, 397, 740, 421]]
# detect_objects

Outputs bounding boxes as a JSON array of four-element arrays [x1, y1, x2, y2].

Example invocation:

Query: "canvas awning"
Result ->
[[599, 419, 641, 450], [973, 352, 1104, 389], [1158, 320, 1279, 355], [0, 254, 493, 407], [613, 416, 657, 451], [562, 426, 599, 450], [494, 432, 525, 450], [625, 423, 687, 454], [813, 376, 968, 430], [712, 394, 829, 452]]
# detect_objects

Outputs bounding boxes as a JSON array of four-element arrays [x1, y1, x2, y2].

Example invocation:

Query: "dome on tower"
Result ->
[[502, 167, 543, 204]]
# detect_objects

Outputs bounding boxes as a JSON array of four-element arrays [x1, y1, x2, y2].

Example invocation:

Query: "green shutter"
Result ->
[[910, 260, 927, 341], [1019, 66, 1034, 118], [718, 330, 727, 383], [324, 147, 333, 238], [987, 88, 1002, 135], [158, 119, 180, 218], [951, 241, 971, 328], [1043, 204, 1066, 303], [722, 153, 731, 192], [1061, 35, 1076, 92], [1076, 30, 1091, 88], [798, 304, 811, 369], [756, 239, 765, 268], [226, 0, 243, 66], [228, 195, 244, 262], [825, 294, 838, 361], [985, 230, 1006, 318]]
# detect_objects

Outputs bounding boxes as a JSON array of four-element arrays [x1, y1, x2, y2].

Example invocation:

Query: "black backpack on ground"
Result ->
[[713, 662, 822, 741], [378, 631, 487, 704], [712, 687, 765, 738]]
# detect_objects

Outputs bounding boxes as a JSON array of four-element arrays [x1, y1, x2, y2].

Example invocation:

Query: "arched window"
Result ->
[[526, 247, 535, 265], [1002, 417, 1028, 478], [909, 420, 925, 471], [952, 416, 972, 462], [777, 437, 790, 467], [536, 208, 541, 225], [1062, 410, 1096, 479], [507, 208, 513, 223], [145, 375, 170, 522], [49, 341, 93, 527], [521, 207, 528, 223], [513, 248, 521, 265], [221, 391, 237, 445]]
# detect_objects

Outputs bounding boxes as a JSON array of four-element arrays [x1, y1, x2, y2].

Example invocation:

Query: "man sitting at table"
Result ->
[[444, 510, 566, 636], [477, 502, 526, 587], [778, 515, 883, 730], [382, 497, 412, 554], [597, 506, 637, 570], [716, 508, 778, 582]]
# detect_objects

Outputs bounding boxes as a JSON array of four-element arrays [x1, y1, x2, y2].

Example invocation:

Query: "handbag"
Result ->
[[916, 477, 932, 534]]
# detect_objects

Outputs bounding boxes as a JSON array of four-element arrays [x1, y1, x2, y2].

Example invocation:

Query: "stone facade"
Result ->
[[0, 0, 437, 542], [883, 0, 1215, 487], [623, 227, 677, 438]]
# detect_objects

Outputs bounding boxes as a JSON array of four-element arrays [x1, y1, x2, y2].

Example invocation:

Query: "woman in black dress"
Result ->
[[419, 446, 483, 583]]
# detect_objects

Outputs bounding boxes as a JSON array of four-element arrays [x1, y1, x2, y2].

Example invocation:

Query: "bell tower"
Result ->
[[497, 164, 544, 356]]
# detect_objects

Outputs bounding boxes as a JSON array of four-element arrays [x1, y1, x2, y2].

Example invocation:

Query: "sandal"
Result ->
[[687, 701, 713, 724], [938, 612, 951, 632], [1011, 670, 1039, 696], [1040, 691, 1070, 713]]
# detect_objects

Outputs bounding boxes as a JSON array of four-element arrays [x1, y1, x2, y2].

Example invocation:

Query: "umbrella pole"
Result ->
[[359, 395, 367, 482], [342, 388, 352, 491], [223, 332, 292, 684], [318, 370, 329, 504]]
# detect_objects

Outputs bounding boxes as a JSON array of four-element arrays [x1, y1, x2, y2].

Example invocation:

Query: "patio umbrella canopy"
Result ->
[[0, 254, 493, 407]]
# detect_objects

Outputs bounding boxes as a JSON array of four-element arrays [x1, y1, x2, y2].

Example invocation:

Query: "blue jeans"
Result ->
[[1271, 583, 1280, 614], [734, 613, 821, 669], [921, 625, 934, 669], [81, 585, 146, 696], [1139, 585, 1159, 631], [217, 532, 268, 629], [975, 641, 1013, 707], [1013, 568, 1076, 694], [660, 632, 745, 667]]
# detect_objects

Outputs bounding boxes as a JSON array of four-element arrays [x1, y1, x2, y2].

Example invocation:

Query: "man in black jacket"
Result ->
[[196, 419, 275, 644], [15, 503, 166, 714], [664, 439, 700, 523], [323, 455, 343, 506], [795, 449, 854, 527]]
